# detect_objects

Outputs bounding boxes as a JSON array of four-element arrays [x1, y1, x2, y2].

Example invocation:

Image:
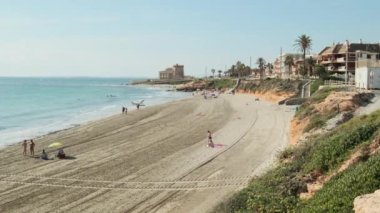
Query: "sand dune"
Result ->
[[0, 94, 294, 213]]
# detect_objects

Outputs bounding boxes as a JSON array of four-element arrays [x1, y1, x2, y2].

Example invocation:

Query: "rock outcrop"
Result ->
[[354, 190, 380, 213], [176, 80, 207, 91]]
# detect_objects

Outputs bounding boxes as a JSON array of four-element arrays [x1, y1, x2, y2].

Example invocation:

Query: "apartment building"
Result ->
[[273, 53, 316, 78], [318, 41, 380, 79]]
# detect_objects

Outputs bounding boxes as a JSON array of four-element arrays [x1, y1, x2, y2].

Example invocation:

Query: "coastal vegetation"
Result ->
[[215, 110, 380, 212], [208, 79, 236, 90], [256, 57, 266, 79], [238, 78, 301, 96], [225, 61, 252, 78], [296, 87, 342, 132], [284, 55, 294, 76], [295, 87, 373, 133]]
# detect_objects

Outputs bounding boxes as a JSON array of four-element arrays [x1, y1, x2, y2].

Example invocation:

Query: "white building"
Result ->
[[355, 51, 380, 89], [273, 53, 316, 78], [159, 64, 184, 80]]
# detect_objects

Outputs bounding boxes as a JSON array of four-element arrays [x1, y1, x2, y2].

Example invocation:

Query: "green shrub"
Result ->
[[208, 79, 236, 89], [310, 87, 341, 102], [303, 124, 378, 173], [304, 115, 327, 132], [228, 163, 305, 212], [237, 79, 301, 95], [310, 79, 324, 95], [220, 110, 380, 212], [304, 111, 338, 133], [301, 153, 380, 212]]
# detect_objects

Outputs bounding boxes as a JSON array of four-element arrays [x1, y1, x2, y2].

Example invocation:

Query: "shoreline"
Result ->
[[0, 91, 191, 150], [0, 93, 294, 212]]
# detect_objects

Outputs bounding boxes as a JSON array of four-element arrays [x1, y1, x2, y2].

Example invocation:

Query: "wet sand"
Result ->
[[0, 94, 294, 213]]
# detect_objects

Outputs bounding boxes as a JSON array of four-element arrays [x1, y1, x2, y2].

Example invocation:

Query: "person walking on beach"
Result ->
[[122, 106, 125, 114], [30, 139, 35, 156], [207, 130, 214, 148], [125, 107, 128, 114], [22, 140, 27, 155]]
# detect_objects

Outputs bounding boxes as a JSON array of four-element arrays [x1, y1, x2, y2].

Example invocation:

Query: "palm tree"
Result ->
[[218, 70, 222, 78], [306, 56, 315, 77], [211, 69, 215, 78], [228, 65, 236, 77], [266, 63, 274, 76], [256, 57, 266, 79], [284, 55, 294, 77], [294, 34, 312, 76], [236, 61, 245, 78], [243, 66, 251, 77]]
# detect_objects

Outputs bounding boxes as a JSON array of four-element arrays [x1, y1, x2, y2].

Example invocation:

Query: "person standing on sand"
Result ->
[[30, 139, 35, 156], [122, 107, 125, 114], [125, 107, 128, 114], [22, 140, 27, 155], [207, 130, 214, 148]]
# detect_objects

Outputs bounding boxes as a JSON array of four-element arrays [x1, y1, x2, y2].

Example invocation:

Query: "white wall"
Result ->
[[355, 67, 380, 89]]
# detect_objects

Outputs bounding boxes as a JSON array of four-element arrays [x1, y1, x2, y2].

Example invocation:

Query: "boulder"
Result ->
[[354, 189, 380, 213]]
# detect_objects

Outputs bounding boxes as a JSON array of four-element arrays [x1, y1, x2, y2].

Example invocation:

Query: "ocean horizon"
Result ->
[[0, 77, 190, 147]]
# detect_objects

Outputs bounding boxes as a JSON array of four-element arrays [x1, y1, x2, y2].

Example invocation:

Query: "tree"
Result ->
[[256, 57, 266, 79], [218, 70, 222, 78], [306, 56, 315, 77], [211, 69, 216, 78], [228, 65, 236, 77], [243, 66, 251, 77], [298, 66, 308, 77], [266, 63, 274, 75], [236, 61, 245, 78], [226, 61, 253, 78], [284, 55, 294, 77], [314, 65, 328, 79], [294, 34, 312, 77]]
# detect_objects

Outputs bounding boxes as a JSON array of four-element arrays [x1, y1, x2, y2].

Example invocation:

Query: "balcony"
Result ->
[[338, 66, 346, 71], [326, 66, 336, 71], [321, 60, 332, 64], [336, 57, 345, 63], [357, 59, 380, 68]]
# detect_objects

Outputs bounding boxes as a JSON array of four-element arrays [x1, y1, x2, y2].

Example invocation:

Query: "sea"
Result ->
[[0, 77, 190, 147]]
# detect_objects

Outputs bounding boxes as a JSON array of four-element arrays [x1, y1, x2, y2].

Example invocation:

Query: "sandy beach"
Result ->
[[0, 94, 294, 213]]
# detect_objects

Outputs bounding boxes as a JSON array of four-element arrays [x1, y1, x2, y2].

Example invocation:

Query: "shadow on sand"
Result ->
[[62, 156, 76, 160], [29, 155, 77, 160]]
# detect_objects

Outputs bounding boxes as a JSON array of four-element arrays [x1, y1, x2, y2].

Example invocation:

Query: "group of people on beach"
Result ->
[[22, 139, 35, 156], [121, 103, 143, 114], [40, 148, 66, 160], [22, 139, 66, 160], [201, 90, 220, 100]]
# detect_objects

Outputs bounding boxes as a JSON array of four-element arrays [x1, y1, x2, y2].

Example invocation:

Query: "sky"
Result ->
[[0, 0, 379, 78]]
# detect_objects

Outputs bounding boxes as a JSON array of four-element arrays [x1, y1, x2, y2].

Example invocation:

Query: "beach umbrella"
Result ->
[[48, 142, 63, 148]]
